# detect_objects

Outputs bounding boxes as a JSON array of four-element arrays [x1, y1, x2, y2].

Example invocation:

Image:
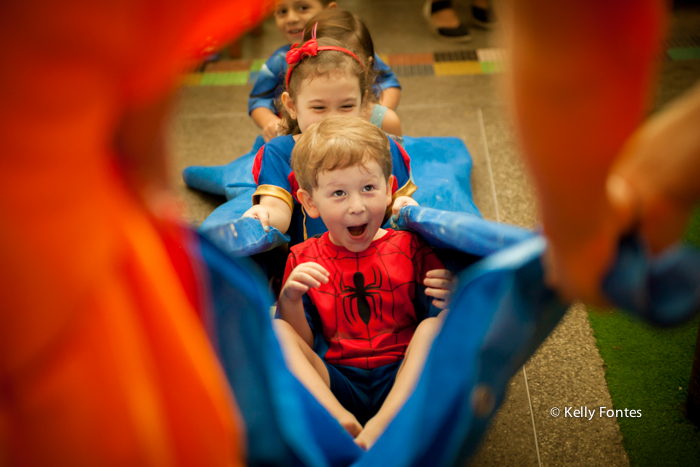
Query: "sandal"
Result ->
[[423, 0, 472, 42], [471, 5, 497, 29]]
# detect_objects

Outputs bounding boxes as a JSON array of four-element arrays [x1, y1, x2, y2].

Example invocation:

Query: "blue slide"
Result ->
[[192, 205, 700, 466], [184, 136, 700, 465]]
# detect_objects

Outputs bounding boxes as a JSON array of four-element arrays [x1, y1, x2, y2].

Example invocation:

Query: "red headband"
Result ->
[[285, 23, 366, 91]]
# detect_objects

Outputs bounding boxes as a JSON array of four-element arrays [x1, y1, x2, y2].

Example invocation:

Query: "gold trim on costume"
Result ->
[[252, 185, 294, 213], [394, 179, 418, 199], [302, 206, 308, 240]]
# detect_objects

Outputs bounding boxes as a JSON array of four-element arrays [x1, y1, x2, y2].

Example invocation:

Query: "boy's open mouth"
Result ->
[[347, 224, 367, 237]]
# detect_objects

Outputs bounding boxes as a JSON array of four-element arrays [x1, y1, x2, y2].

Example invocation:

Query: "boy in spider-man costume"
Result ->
[[274, 116, 456, 450]]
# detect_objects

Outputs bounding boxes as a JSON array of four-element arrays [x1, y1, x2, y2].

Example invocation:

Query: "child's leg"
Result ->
[[273, 320, 363, 437], [354, 316, 444, 450]]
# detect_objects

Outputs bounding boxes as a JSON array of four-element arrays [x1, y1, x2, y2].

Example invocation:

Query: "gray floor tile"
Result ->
[[175, 85, 254, 116], [169, 112, 260, 226], [398, 75, 507, 109], [473, 104, 628, 465], [397, 103, 498, 220], [476, 105, 537, 229], [526, 305, 629, 467], [469, 370, 540, 467]]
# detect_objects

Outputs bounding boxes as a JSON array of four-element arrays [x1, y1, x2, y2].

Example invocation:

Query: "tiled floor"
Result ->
[[170, 1, 700, 465]]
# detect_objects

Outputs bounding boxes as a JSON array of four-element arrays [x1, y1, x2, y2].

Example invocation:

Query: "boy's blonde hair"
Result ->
[[291, 116, 392, 192]]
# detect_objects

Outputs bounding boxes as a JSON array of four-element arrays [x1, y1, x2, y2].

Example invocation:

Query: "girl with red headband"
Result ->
[[300, 8, 403, 139], [248, 2, 402, 142], [243, 34, 418, 250]]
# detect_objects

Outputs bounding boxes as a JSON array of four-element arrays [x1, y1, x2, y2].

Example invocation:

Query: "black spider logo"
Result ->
[[340, 268, 383, 325]]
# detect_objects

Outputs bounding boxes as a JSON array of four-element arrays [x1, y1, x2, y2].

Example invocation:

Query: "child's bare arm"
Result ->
[[250, 107, 282, 142], [378, 87, 401, 110], [424, 269, 457, 311], [381, 108, 402, 137], [278, 262, 330, 347], [242, 195, 292, 233]]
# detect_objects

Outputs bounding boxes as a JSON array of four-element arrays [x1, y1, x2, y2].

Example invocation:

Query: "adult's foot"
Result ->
[[423, 0, 472, 42], [471, 0, 497, 29]]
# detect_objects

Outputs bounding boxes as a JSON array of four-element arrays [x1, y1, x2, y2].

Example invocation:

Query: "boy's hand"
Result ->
[[424, 269, 457, 310], [391, 196, 419, 216], [262, 117, 282, 142], [242, 205, 271, 231], [281, 262, 330, 302]]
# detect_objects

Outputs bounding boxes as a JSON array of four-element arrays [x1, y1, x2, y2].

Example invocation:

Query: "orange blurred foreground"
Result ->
[[0, 1, 271, 464]]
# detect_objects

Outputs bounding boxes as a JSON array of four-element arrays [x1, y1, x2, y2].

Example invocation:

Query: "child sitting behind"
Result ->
[[301, 8, 402, 137], [274, 116, 455, 450], [243, 37, 417, 248], [249, 0, 402, 141]]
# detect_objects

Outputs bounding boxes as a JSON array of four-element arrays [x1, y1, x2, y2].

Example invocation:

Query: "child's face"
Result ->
[[299, 160, 393, 253], [274, 0, 332, 44], [284, 72, 362, 133]]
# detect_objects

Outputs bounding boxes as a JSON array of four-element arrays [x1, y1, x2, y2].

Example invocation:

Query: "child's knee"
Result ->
[[273, 319, 296, 341]]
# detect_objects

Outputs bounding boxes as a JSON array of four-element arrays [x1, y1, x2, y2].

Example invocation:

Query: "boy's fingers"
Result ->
[[423, 277, 450, 288], [432, 299, 448, 310], [424, 278, 456, 291], [282, 281, 309, 300], [297, 266, 329, 284], [425, 287, 451, 301], [302, 262, 330, 277], [289, 281, 309, 292], [295, 272, 323, 289], [426, 269, 454, 280], [296, 268, 332, 288]]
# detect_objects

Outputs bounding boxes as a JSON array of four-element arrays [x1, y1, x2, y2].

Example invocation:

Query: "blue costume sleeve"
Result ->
[[373, 53, 401, 92], [248, 45, 291, 115], [389, 138, 415, 197], [252, 136, 296, 209]]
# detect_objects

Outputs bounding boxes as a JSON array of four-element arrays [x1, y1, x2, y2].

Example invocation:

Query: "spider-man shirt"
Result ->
[[252, 135, 417, 247], [282, 229, 444, 370]]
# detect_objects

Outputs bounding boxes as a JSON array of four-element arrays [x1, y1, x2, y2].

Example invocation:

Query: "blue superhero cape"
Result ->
[[191, 205, 700, 467], [183, 135, 481, 256]]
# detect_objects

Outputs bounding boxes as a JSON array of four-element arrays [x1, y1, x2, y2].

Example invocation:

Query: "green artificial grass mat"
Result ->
[[587, 206, 700, 466]]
